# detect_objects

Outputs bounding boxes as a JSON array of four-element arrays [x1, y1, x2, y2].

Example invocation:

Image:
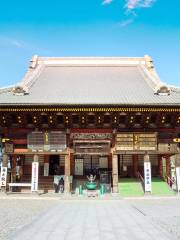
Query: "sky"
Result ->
[[0, 0, 179, 87]]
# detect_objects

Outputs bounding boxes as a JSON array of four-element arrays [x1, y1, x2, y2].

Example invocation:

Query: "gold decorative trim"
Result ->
[[0, 107, 179, 112]]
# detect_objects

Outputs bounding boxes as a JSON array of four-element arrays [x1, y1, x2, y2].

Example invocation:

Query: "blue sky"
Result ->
[[0, 0, 179, 87]]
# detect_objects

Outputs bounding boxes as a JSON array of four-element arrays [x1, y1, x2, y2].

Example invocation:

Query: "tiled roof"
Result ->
[[0, 56, 179, 106]]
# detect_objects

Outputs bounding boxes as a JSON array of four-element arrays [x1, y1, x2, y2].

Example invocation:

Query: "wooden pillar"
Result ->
[[133, 154, 138, 177], [70, 153, 74, 192], [2, 154, 8, 167], [112, 154, 118, 193], [158, 155, 163, 178], [21, 155, 24, 178], [70, 153, 74, 176], [108, 153, 112, 170], [64, 150, 71, 193], [166, 155, 170, 177], [12, 155, 16, 168], [11, 155, 17, 182], [44, 155, 49, 163]]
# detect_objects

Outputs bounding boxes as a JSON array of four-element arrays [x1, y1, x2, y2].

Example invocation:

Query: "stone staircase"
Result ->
[[21, 175, 54, 191]]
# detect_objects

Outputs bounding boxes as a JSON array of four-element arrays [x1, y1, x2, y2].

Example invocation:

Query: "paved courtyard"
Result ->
[[0, 197, 180, 240]]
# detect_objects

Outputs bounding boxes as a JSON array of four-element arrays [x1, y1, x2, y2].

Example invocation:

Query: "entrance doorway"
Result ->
[[84, 155, 99, 176], [75, 155, 109, 176], [118, 155, 131, 177], [49, 155, 59, 175]]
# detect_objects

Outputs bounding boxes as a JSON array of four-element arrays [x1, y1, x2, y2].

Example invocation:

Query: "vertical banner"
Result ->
[[176, 167, 180, 191], [31, 162, 39, 192], [0, 167, 7, 187], [144, 162, 152, 192]]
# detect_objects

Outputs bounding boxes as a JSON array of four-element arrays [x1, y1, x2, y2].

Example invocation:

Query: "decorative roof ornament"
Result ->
[[12, 85, 29, 96], [30, 55, 38, 69], [144, 55, 154, 70], [154, 85, 171, 96]]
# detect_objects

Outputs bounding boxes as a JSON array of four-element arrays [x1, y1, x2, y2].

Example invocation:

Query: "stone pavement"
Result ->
[[0, 198, 54, 240], [9, 200, 176, 240]]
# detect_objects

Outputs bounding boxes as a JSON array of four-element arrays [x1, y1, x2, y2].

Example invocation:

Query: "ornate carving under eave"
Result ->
[[0, 107, 180, 112], [0, 111, 179, 129]]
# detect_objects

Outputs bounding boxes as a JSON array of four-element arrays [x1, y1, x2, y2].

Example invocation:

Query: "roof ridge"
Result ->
[[170, 85, 180, 93], [38, 56, 146, 60], [37, 56, 147, 67], [20, 63, 45, 90], [0, 85, 14, 94], [138, 64, 162, 91]]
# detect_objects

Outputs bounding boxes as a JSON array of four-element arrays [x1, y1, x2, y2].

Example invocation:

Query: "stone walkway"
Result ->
[[0, 198, 54, 240], [9, 200, 176, 240]]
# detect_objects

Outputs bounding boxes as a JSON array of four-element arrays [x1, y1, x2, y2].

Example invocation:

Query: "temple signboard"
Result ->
[[116, 132, 157, 151], [28, 131, 66, 151], [70, 133, 112, 140], [74, 141, 110, 155]]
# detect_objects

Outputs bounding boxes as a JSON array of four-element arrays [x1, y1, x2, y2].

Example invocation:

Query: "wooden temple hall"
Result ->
[[0, 55, 180, 194]]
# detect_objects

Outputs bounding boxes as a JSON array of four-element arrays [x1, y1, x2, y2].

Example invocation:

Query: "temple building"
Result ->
[[0, 55, 180, 194]]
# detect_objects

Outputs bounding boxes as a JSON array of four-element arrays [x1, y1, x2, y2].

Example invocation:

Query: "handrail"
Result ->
[[166, 175, 175, 188], [136, 171, 145, 187]]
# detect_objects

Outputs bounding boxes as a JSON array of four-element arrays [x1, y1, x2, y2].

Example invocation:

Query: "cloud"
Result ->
[[119, 18, 134, 27], [0, 36, 25, 49], [0, 35, 51, 55], [102, 0, 113, 5], [9, 40, 24, 48], [126, 0, 155, 10], [101, 0, 156, 28]]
